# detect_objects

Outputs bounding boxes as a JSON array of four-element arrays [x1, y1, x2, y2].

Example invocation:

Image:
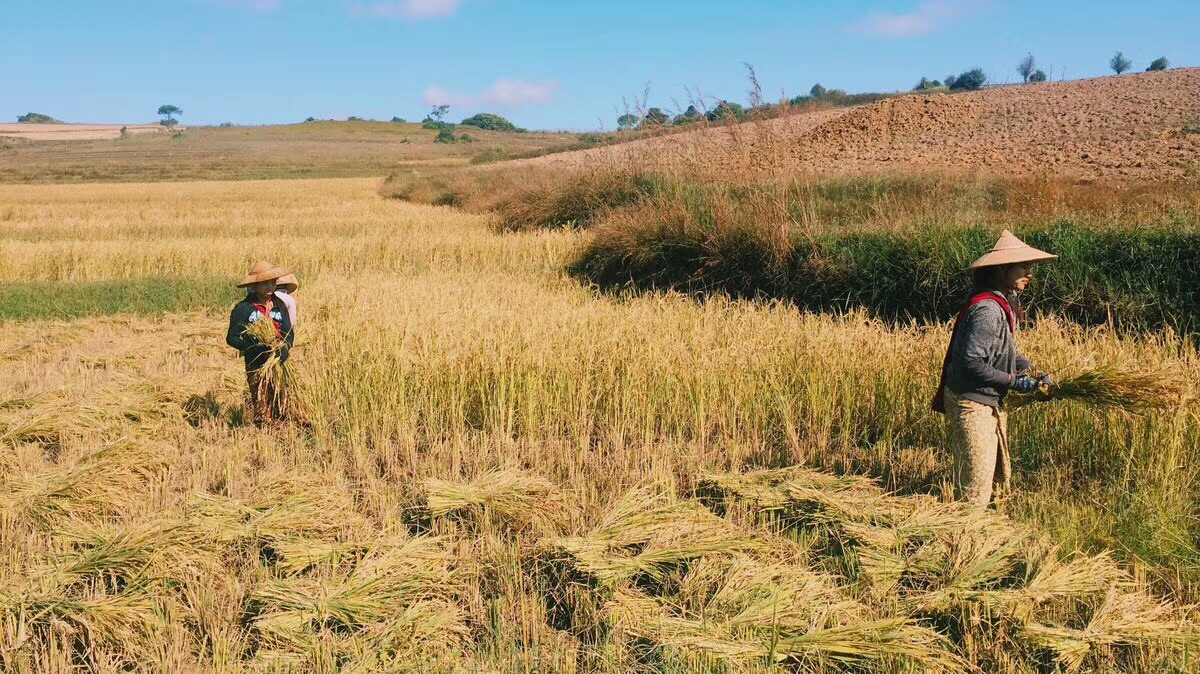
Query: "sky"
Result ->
[[4, 0, 1198, 131]]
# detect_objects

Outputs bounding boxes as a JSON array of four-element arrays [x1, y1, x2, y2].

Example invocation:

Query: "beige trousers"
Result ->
[[944, 387, 1011, 506]]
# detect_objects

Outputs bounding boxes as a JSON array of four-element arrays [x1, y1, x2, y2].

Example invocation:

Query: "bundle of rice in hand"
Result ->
[[1007, 366, 1186, 414], [242, 316, 306, 424]]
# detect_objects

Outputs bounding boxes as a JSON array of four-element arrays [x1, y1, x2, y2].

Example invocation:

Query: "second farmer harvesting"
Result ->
[[933, 230, 1057, 507]]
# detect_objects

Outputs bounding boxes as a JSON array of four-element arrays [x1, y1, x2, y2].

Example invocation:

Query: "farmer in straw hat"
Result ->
[[275, 273, 299, 329], [932, 230, 1057, 506], [226, 261, 295, 424]]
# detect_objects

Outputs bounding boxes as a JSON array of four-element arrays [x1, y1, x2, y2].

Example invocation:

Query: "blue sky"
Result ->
[[5, 0, 1197, 130]]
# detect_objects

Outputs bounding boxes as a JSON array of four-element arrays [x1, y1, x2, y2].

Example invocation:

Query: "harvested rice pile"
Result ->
[[2, 384, 1188, 674]]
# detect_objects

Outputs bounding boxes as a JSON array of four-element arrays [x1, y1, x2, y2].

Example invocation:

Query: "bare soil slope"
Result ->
[[524, 69, 1200, 181]]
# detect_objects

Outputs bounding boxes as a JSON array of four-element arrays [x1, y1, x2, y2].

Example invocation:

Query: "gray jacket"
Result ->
[[944, 289, 1032, 408]]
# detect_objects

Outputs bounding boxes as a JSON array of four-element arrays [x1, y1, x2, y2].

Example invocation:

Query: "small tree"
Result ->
[[17, 112, 59, 123], [617, 113, 639, 130], [913, 77, 943, 91], [642, 108, 670, 127], [672, 105, 702, 125], [1029, 69, 1048, 83], [1017, 53, 1036, 83], [1109, 51, 1132, 74], [429, 104, 450, 122], [305, 117, 316, 122], [460, 113, 521, 132], [947, 68, 987, 91], [706, 100, 745, 122], [434, 127, 458, 143], [157, 105, 182, 127], [1147, 57, 1169, 72], [809, 83, 827, 98]]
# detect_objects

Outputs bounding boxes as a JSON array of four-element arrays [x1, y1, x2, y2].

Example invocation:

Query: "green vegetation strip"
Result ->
[[0, 277, 237, 320], [573, 222, 1200, 332]]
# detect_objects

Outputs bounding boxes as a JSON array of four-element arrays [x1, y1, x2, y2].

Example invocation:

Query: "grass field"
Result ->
[[0, 121, 594, 183], [0, 178, 1196, 671]]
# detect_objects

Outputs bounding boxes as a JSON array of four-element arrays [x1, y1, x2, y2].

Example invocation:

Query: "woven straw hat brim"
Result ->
[[238, 264, 292, 287], [968, 230, 1057, 269], [276, 273, 299, 293], [968, 248, 1058, 269]]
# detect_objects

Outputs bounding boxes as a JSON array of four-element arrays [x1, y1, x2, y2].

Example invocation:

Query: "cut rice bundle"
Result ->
[[422, 468, 566, 534], [1007, 366, 1186, 413], [242, 316, 307, 422]]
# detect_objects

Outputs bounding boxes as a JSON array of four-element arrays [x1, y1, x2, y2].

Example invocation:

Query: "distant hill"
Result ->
[[520, 68, 1200, 182]]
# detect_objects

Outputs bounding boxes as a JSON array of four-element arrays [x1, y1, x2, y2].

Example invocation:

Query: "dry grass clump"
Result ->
[[1008, 365, 1187, 413]]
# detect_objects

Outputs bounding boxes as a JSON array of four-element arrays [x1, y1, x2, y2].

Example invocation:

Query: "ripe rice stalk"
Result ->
[[422, 468, 566, 533], [608, 587, 959, 671], [1, 439, 167, 531], [189, 473, 362, 545], [1007, 366, 1186, 413], [1, 588, 162, 665], [1023, 586, 1186, 673], [547, 488, 759, 587]]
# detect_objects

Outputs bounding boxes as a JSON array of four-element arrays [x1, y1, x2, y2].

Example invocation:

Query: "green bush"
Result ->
[[460, 113, 523, 132], [435, 128, 458, 143], [1147, 57, 1169, 72], [946, 68, 987, 91], [423, 119, 454, 131], [706, 101, 745, 122], [1029, 70, 1048, 83], [17, 112, 60, 123]]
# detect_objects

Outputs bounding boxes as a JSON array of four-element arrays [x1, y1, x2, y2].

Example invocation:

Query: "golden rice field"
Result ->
[[1, 178, 1198, 672]]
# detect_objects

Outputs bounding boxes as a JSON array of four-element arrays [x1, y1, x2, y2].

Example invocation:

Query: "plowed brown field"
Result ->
[[524, 68, 1200, 181]]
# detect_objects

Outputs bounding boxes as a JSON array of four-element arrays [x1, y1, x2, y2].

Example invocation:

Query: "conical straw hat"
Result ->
[[968, 230, 1058, 269], [276, 273, 299, 293], [238, 261, 291, 287]]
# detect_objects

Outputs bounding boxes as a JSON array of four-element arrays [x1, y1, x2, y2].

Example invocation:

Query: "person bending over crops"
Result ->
[[226, 261, 295, 425], [932, 230, 1057, 507]]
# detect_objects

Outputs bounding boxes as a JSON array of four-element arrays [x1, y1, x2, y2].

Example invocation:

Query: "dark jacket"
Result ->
[[944, 288, 1033, 408], [225, 293, 294, 371]]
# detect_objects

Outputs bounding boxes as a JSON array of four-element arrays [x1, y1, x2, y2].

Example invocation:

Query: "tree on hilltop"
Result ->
[[617, 113, 639, 130], [642, 108, 670, 127], [17, 112, 60, 123], [1147, 57, 1169, 71], [1109, 51, 1132, 74], [672, 105, 703, 125], [1017, 53, 1037, 83], [460, 113, 523, 132], [706, 100, 745, 122], [1029, 69, 1048, 83], [809, 83, 827, 98], [157, 105, 182, 127], [946, 68, 987, 91], [913, 77, 942, 91]]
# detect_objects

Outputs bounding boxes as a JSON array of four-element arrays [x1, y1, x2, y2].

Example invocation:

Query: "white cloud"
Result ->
[[357, 0, 462, 19], [423, 79, 559, 108], [849, 0, 989, 38]]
